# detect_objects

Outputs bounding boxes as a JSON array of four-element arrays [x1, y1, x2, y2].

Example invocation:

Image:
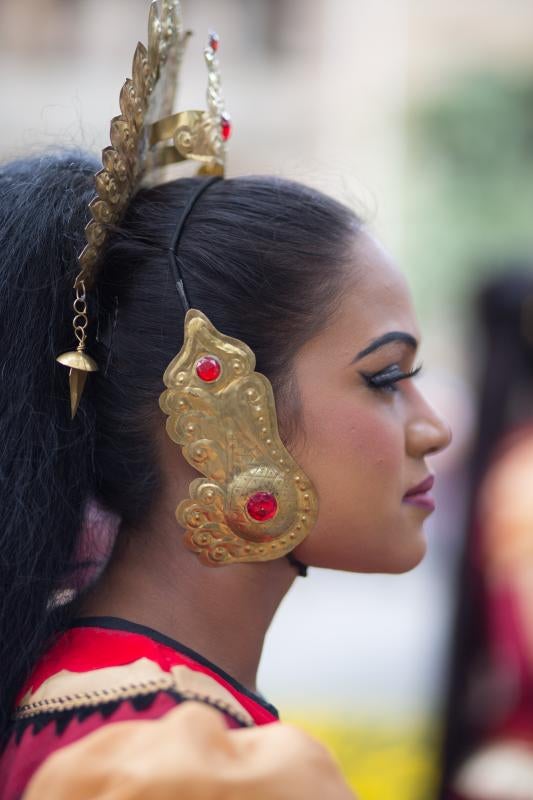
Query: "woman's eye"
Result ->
[[362, 363, 422, 394]]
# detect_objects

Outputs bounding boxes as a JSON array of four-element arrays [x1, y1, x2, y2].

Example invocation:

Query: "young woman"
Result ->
[[0, 4, 451, 796], [0, 151, 450, 798]]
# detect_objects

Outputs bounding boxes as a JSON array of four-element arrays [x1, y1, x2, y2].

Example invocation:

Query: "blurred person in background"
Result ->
[[0, 1, 451, 797], [439, 268, 533, 800]]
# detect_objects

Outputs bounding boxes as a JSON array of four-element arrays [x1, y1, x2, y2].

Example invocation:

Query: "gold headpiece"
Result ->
[[57, 1, 319, 568], [57, 0, 231, 418]]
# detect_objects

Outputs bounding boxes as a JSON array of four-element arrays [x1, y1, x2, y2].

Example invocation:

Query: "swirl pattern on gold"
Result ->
[[159, 310, 319, 566], [79, 1, 189, 286]]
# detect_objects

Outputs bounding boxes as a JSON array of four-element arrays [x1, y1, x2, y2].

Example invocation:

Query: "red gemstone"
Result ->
[[246, 492, 278, 522], [209, 32, 219, 52], [195, 356, 221, 382], [221, 114, 232, 142]]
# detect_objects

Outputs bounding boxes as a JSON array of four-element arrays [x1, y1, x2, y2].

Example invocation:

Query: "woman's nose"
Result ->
[[406, 400, 452, 459]]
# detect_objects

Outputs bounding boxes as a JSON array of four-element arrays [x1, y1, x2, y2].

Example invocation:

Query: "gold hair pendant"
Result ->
[[159, 310, 318, 566], [56, 278, 98, 418]]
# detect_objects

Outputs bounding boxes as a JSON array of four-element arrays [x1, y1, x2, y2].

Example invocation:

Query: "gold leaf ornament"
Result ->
[[159, 311, 319, 566], [56, 0, 228, 416]]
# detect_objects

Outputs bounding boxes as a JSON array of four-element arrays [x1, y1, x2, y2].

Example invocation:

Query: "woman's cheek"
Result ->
[[333, 399, 402, 472], [292, 383, 405, 517]]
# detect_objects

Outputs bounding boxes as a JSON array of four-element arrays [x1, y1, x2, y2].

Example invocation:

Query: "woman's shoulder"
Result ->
[[0, 617, 277, 800]]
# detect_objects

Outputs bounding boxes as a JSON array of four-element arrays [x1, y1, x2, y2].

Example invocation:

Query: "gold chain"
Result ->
[[72, 279, 88, 352]]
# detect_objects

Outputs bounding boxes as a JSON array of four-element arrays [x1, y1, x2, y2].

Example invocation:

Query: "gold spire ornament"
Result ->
[[159, 310, 319, 566], [56, 0, 231, 415], [148, 29, 231, 176], [56, 279, 98, 418]]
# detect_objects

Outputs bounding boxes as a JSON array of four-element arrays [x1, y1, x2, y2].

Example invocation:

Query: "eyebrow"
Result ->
[[351, 331, 418, 363]]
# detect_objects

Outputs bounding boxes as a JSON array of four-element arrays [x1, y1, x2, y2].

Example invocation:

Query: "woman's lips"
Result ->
[[403, 494, 436, 512], [403, 475, 435, 512]]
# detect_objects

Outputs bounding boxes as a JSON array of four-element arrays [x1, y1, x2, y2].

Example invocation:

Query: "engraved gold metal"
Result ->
[[148, 32, 228, 176], [56, 0, 228, 416], [79, 0, 190, 288], [159, 310, 319, 566]]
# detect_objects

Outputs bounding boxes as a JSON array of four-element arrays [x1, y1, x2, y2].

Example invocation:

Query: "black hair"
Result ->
[[438, 266, 533, 795], [0, 150, 361, 737]]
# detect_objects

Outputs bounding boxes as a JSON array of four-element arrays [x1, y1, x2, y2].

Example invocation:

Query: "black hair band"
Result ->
[[168, 176, 222, 313], [168, 174, 308, 579]]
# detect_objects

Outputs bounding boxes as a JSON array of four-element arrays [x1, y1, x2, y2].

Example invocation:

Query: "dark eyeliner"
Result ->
[[361, 363, 423, 392]]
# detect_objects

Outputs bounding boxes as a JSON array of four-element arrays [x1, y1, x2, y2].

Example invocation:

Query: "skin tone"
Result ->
[[292, 232, 451, 572], [80, 230, 451, 695]]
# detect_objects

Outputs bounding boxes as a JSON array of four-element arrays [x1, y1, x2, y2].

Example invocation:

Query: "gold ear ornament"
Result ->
[[159, 310, 318, 567]]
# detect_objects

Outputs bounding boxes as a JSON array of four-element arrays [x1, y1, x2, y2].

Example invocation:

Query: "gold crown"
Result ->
[[57, 0, 231, 417], [80, 0, 230, 287]]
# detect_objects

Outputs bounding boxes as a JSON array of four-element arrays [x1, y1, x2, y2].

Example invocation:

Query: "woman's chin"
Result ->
[[386, 537, 427, 574], [293, 529, 427, 574], [375, 530, 428, 574]]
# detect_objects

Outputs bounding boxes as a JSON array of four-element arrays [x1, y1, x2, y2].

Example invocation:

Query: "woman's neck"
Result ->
[[79, 514, 297, 694]]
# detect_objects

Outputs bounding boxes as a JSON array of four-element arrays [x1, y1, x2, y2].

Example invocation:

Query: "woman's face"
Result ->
[[290, 231, 451, 573]]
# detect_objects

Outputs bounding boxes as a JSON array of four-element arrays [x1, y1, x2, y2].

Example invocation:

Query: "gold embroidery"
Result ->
[[14, 657, 253, 726]]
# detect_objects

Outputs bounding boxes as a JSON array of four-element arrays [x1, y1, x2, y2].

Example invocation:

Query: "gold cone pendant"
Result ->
[[56, 350, 99, 418]]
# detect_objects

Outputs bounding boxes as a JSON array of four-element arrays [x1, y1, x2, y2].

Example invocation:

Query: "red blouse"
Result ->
[[0, 617, 278, 800]]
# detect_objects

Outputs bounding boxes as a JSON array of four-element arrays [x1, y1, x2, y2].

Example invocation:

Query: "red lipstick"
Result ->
[[403, 475, 435, 511]]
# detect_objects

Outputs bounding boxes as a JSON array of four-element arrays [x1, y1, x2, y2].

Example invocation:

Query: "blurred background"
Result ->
[[2, 1, 533, 798]]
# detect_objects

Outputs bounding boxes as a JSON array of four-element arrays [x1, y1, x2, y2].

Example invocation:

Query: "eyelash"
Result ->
[[362, 363, 423, 394]]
